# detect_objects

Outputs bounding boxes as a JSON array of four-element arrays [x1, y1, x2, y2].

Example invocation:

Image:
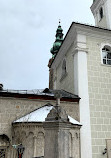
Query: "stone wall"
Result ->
[[87, 35, 111, 158], [0, 97, 79, 137], [0, 96, 79, 157]]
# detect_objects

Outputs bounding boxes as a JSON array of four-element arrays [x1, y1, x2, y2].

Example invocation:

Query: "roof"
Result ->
[[50, 21, 111, 67], [43, 88, 79, 99], [0, 88, 80, 102], [13, 104, 81, 126]]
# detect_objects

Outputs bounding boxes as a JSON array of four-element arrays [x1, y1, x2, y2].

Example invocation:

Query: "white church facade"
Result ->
[[0, 0, 111, 158], [48, 0, 111, 158]]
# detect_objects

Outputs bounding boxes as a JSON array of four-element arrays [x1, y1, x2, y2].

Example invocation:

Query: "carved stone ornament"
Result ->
[[45, 106, 69, 122]]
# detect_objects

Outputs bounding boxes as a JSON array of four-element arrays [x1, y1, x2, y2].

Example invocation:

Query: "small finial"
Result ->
[[59, 19, 61, 25]]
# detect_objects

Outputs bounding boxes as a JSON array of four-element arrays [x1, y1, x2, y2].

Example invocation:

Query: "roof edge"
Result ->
[[0, 91, 80, 103], [50, 21, 111, 67]]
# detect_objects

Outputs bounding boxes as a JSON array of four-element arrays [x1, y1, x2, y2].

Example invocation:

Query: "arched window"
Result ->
[[0, 134, 10, 158], [62, 59, 67, 76], [102, 46, 111, 65], [99, 7, 103, 19]]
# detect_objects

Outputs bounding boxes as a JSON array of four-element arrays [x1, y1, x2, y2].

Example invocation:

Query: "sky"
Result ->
[[0, 0, 94, 90]]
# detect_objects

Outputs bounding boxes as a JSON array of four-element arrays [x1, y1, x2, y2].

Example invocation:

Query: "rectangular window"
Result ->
[[0, 149, 6, 158], [102, 51, 111, 65]]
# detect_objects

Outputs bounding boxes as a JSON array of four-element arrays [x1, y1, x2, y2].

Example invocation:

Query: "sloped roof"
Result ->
[[0, 88, 80, 102], [43, 88, 79, 99], [50, 21, 111, 67], [13, 105, 81, 126]]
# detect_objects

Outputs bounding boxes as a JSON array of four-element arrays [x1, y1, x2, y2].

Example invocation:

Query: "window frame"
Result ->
[[99, 7, 103, 20], [62, 59, 67, 76], [101, 45, 111, 66]]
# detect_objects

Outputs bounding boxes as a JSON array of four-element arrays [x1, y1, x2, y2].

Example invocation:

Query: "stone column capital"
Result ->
[[72, 47, 89, 56]]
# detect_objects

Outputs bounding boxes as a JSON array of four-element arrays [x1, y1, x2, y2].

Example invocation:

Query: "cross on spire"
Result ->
[[59, 19, 61, 25]]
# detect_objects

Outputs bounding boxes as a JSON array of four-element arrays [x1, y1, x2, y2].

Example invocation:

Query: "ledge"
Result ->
[[101, 63, 111, 67]]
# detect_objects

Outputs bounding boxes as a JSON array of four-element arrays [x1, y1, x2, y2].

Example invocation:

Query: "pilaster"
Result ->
[[73, 47, 92, 158], [33, 136, 37, 158]]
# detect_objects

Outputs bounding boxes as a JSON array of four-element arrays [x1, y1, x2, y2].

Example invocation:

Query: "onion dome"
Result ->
[[50, 21, 64, 58]]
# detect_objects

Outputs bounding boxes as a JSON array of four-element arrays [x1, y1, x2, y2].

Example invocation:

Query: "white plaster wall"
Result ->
[[91, 0, 111, 29], [74, 52, 78, 95], [73, 50, 92, 158], [105, 0, 111, 29], [55, 47, 74, 94]]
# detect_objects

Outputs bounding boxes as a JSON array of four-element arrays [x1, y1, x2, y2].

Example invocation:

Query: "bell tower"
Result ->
[[48, 21, 64, 89], [91, 0, 111, 29]]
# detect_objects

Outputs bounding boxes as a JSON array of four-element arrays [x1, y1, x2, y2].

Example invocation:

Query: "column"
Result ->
[[73, 48, 92, 158], [33, 136, 37, 158], [43, 105, 71, 158], [72, 137, 75, 158]]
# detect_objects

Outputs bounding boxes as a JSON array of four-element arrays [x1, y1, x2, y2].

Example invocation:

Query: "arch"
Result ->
[[0, 134, 10, 158], [101, 45, 111, 65], [0, 134, 10, 147], [0, 134, 10, 142]]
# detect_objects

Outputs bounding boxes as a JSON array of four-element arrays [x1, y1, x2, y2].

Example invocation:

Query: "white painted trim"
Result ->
[[100, 42, 111, 64], [105, 0, 111, 29], [73, 50, 92, 158], [51, 23, 111, 71], [73, 52, 78, 95]]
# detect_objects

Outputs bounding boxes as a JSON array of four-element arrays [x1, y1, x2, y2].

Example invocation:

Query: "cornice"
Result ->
[[12, 122, 43, 128], [74, 24, 111, 40], [72, 47, 89, 56], [43, 121, 79, 129], [51, 22, 111, 70]]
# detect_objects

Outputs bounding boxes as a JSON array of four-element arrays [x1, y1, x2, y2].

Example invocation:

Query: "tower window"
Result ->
[[99, 7, 103, 20], [60, 59, 67, 82], [62, 59, 67, 76], [102, 46, 111, 65]]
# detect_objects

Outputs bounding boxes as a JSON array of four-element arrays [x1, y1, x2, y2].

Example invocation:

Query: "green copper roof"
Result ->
[[50, 22, 64, 57]]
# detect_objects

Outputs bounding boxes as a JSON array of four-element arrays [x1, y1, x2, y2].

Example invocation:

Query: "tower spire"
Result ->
[[50, 21, 64, 58]]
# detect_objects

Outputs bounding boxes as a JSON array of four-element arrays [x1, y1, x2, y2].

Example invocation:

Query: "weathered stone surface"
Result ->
[[0, 97, 79, 157], [43, 105, 81, 158]]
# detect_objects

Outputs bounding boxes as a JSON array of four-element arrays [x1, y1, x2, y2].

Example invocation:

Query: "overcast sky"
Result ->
[[0, 0, 94, 90]]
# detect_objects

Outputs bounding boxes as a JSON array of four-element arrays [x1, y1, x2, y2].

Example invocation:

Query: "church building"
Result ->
[[48, 0, 111, 158], [49, 0, 111, 158], [0, 0, 111, 158]]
